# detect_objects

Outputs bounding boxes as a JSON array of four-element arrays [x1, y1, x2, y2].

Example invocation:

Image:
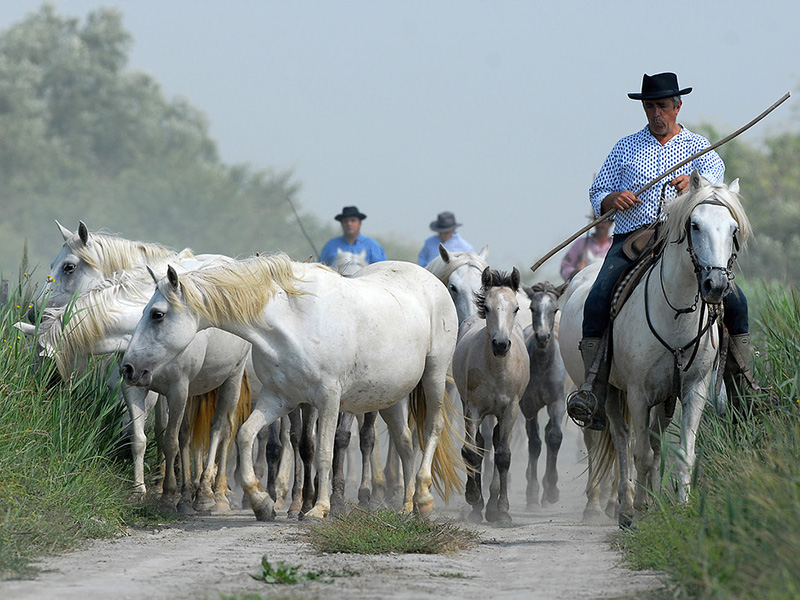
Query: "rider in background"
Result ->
[[417, 211, 475, 267], [319, 205, 386, 266]]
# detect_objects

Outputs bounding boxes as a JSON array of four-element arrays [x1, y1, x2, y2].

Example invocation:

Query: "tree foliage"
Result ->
[[0, 5, 380, 280]]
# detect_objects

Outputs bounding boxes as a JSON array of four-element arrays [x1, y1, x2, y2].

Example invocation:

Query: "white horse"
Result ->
[[560, 171, 751, 527], [520, 281, 568, 509], [121, 255, 463, 520], [453, 267, 530, 524], [23, 265, 252, 513], [331, 248, 368, 277]]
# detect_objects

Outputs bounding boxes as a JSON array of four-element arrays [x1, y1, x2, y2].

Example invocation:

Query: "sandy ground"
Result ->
[[1, 419, 664, 600]]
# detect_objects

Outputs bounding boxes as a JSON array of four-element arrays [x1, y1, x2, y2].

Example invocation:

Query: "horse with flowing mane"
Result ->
[[560, 170, 751, 527], [121, 254, 463, 520]]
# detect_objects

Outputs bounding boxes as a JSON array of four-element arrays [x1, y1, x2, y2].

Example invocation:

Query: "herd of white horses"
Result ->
[[16, 170, 750, 528]]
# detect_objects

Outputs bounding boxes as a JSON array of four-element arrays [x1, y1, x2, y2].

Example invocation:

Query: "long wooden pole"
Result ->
[[530, 91, 791, 273]]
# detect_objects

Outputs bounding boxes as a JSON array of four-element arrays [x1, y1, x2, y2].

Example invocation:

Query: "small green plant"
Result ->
[[304, 508, 479, 554], [250, 555, 358, 585]]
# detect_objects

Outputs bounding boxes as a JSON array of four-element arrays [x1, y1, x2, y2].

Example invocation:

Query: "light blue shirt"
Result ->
[[319, 235, 386, 266], [417, 232, 475, 267], [590, 125, 725, 235]]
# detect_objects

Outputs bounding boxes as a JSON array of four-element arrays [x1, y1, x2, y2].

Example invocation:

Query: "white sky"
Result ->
[[4, 1, 800, 280]]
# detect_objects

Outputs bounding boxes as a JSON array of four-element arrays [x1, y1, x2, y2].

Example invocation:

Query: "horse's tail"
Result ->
[[410, 374, 465, 502], [587, 391, 630, 492], [188, 388, 218, 457], [230, 369, 252, 450]]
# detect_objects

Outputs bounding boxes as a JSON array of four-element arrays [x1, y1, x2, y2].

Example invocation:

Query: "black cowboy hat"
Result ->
[[627, 72, 692, 100], [430, 211, 462, 232], [335, 206, 367, 221]]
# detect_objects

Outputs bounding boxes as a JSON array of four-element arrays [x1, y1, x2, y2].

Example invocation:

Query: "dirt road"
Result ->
[[1, 421, 663, 600]]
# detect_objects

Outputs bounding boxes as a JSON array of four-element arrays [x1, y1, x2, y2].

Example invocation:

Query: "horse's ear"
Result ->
[[78, 221, 90, 246], [729, 178, 740, 194], [167, 265, 180, 290], [439, 244, 451, 263], [55, 220, 73, 241], [555, 280, 569, 298], [146, 266, 159, 284], [689, 169, 709, 192], [358, 249, 367, 259], [522, 284, 535, 300], [481, 266, 492, 287], [14, 321, 37, 337], [479, 244, 490, 260], [336, 248, 343, 256], [510, 267, 521, 291]]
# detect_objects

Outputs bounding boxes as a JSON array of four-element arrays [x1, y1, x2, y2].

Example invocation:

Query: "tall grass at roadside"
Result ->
[[618, 282, 800, 599], [0, 273, 161, 577]]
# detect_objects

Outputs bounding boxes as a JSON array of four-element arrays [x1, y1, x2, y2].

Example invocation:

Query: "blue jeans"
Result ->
[[582, 233, 748, 338]]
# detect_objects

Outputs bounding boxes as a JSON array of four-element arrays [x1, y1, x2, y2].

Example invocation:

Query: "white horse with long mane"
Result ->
[[121, 255, 463, 520], [560, 170, 751, 527], [23, 264, 252, 513]]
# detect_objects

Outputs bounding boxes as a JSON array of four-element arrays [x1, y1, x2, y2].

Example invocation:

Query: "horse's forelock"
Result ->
[[475, 268, 518, 318], [69, 232, 180, 276], [530, 281, 559, 298]]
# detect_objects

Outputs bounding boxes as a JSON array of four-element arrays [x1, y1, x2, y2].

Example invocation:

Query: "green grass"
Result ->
[[250, 555, 358, 585], [303, 508, 479, 555], [0, 274, 171, 577], [617, 282, 800, 599]]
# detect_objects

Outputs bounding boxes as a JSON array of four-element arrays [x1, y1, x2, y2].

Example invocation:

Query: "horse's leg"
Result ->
[[303, 398, 339, 520], [413, 366, 452, 517], [299, 404, 317, 516], [287, 407, 303, 518], [542, 392, 565, 505], [648, 403, 671, 497], [677, 388, 706, 503], [582, 428, 603, 521], [274, 415, 293, 509], [485, 403, 518, 525], [122, 385, 150, 500], [627, 387, 656, 519], [379, 402, 416, 514], [479, 416, 495, 492], [605, 386, 634, 528], [265, 420, 283, 503], [177, 407, 197, 514], [200, 373, 244, 513], [331, 412, 354, 515], [152, 393, 168, 495], [462, 412, 485, 523], [238, 392, 288, 521], [368, 416, 387, 507], [522, 403, 542, 510], [161, 388, 189, 512], [357, 411, 378, 508], [383, 399, 408, 506]]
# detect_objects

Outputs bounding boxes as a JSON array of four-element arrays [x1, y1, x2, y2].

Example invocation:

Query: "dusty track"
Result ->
[[1, 421, 663, 600]]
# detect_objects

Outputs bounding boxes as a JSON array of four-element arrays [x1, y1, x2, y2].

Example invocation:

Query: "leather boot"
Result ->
[[567, 337, 608, 431], [724, 333, 757, 415]]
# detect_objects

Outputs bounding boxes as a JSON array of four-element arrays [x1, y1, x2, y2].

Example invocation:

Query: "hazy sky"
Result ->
[[4, 1, 799, 280]]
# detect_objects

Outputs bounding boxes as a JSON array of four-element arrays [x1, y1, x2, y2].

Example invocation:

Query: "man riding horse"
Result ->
[[567, 72, 755, 431]]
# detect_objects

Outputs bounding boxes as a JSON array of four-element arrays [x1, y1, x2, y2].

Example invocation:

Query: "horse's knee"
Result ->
[[545, 424, 563, 448], [494, 448, 511, 472]]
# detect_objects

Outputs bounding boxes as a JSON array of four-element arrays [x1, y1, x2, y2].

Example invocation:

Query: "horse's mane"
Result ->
[[475, 269, 518, 319], [529, 281, 560, 297], [426, 251, 489, 283], [40, 267, 157, 376], [656, 179, 752, 249], [162, 253, 308, 324], [68, 230, 194, 276]]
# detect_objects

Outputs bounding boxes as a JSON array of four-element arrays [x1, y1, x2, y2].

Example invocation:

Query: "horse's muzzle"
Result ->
[[699, 268, 731, 304], [122, 363, 152, 387], [492, 338, 511, 357]]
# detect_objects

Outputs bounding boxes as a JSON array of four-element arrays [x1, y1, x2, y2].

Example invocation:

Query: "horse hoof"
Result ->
[[193, 496, 216, 514], [416, 500, 434, 518], [618, 513, 634, 530], [543, 489, 560, 505], [301, 507, 327, 521], [494, 513, 513, 527], [177, 501, 195, 515], [526, 502, 540, 512], [287, 509, 301, 520], [467, 509, 483, 524]]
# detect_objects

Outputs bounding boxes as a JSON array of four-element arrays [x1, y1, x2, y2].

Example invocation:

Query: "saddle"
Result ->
[[610, 224, 662, 321]]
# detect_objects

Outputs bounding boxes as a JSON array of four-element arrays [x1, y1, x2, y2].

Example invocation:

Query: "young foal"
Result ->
[[520, 281, 568, 509], [453, 267, 530, 524]]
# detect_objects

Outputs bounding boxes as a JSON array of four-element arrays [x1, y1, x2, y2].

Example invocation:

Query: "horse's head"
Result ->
[[525, 281, 566, 348], [333, 248, 367, 276], [122, 265, 199, 388], [476, 267, 521, 357], [428, 244, 490, 324], [661, 170, 751, 305], [30, 220, 103, 323]]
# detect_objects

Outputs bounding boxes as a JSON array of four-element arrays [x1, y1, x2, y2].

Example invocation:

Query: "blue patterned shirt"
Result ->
[[319, 234, 386, 266], [417, 233, 476, 267], [589, 125, 725, 235]]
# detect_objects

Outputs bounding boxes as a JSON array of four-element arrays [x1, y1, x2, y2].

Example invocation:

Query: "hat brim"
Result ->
[[628, 87, 692, 100], [336, 212, 367, 221], [430, 222, 461, 232]]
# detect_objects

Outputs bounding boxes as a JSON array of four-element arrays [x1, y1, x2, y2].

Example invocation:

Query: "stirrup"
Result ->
[[567, 387, 603, 430]]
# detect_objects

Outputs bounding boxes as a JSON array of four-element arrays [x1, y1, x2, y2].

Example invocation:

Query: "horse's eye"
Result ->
[[691, 222, 700, 231], [62, 262, 76, 274], [150, 309, 165, 321], [449, 284, 457, 293]]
